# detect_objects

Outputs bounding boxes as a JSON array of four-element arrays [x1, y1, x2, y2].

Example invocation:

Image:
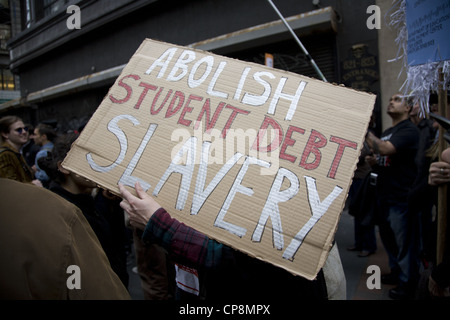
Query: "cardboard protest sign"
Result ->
[[62, 39, 375, 280]]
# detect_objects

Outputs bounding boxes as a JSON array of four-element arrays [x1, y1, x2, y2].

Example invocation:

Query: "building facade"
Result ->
[[0, 0, 20, 105], [1, 0, 383, 133]]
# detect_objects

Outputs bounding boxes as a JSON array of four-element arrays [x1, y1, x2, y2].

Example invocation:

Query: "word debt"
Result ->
[[109, 76, 358, 179], [86, 114, 344, 261]]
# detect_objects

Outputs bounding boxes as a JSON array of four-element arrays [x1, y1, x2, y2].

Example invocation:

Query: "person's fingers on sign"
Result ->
[[118, 182, 162, 230]]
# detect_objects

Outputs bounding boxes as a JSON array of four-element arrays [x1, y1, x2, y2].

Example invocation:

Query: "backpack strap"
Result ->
[[0, 146, 14, 155]]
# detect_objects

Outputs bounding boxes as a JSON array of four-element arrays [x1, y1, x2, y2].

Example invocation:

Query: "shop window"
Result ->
[[0, 68, 15, 90], [23, 0, 72, 28]]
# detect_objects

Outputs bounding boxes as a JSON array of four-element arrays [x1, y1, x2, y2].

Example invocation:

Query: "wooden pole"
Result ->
[[437, 68, 448, 265]]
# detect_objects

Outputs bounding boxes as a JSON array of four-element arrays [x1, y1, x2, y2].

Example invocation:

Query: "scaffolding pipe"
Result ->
[[266, 0, 328, 82]]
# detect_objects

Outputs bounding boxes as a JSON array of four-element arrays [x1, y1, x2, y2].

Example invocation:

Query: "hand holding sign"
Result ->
[[62, 39, 375, 280], [119, 182, 162, 230]]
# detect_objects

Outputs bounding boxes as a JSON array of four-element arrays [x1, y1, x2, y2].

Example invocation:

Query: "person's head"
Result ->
[[409, 102, 422, 126], [387, 93, 412, 122], [430, 104, 440, 129], [25, 124, 35, 141], [33, 123, 56, 147], [0, 116, 28, 151], [39, 132, 96, 193]]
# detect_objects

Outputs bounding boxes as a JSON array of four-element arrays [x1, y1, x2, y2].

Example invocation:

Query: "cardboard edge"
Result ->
[[140, 38, 377, 99], [60, 38, 378, 281]]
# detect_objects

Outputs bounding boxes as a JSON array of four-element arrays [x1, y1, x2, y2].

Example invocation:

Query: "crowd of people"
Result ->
[[0, 114, 340, 300], [0, 116, 131, 299], [0, 91, 449, 300], [347, 93, 450, 299]]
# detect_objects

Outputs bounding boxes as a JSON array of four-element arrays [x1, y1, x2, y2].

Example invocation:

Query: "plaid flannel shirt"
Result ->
[[142, 208, 223, 269]]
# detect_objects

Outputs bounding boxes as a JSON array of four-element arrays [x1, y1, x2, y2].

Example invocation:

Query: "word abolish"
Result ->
[[145, 47, 308, 121], [86, 114, 343, 261]]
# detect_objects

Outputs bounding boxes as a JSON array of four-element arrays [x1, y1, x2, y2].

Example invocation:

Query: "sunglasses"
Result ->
[[14, 127, 29, 134]]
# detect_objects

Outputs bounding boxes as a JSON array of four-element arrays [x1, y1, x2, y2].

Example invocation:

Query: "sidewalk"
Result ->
[[335, 210, 393, 300]]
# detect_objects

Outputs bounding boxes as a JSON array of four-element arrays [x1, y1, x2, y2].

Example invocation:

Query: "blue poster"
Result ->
[[406, 0, 450, 66]]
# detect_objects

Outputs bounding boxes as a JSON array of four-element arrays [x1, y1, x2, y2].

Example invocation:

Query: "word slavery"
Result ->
[[86, 114, 343, 261]]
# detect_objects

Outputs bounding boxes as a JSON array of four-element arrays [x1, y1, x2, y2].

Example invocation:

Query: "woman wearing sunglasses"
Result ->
[[0, 115, 41, 186]]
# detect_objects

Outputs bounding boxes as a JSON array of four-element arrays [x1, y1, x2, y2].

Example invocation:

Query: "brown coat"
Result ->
[[0, 178, 130, 299], [0, 142, 33, 183]]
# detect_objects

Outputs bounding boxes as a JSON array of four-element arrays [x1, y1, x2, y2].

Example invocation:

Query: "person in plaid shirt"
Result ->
[[119, 182, 329, 300]]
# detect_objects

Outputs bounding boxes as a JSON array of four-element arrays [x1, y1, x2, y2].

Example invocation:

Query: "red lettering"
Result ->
[[109, 74, 140, 104], [151, 88, 172, 115], [251, 116, 284, 152], [165, 91, 185, 118], [299, 129, 327, 170], [221, 105, 250, 138], [279, 125, 305, 163], [194, 99, 226, 133], [178, 94, 203, 127], [135, 82, 157, 110], [328, 136, 357, 179]]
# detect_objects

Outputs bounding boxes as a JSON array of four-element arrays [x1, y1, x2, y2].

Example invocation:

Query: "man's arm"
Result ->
[[366, 131, 396, 156], [119, 182, 223, 269], [143, 208, 223, 269]]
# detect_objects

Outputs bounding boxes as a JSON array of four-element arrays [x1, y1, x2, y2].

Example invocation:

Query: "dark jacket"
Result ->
[[49, 182, 129, 288]]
